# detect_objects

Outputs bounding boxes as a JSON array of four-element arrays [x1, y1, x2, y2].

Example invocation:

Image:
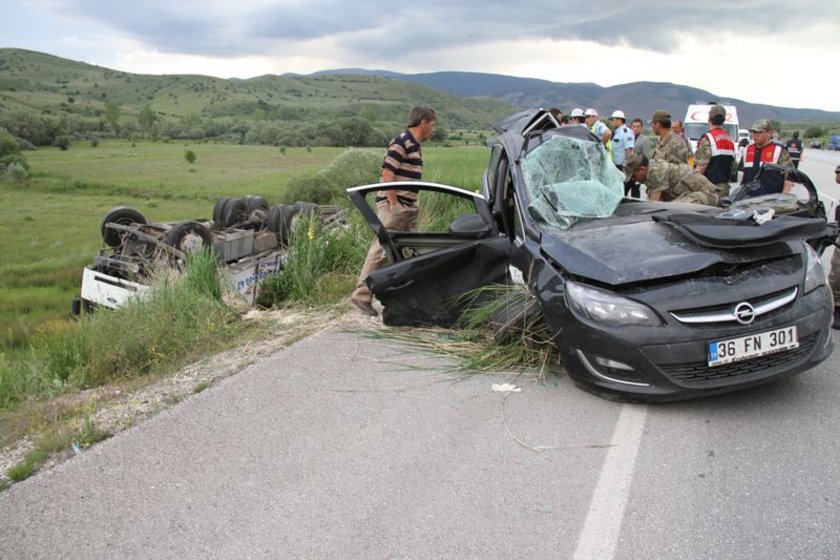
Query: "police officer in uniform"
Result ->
[[740, 119, 793, 197], [694, 104, 737, 198]]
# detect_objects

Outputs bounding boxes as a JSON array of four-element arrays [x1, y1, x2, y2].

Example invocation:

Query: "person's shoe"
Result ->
[[832, 307, 840, 331], [350, 297, 378, 317]]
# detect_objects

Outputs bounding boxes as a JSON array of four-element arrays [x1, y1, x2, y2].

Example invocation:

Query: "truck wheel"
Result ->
[[212, 197, 230, 229], [101, 207, 147, 247], [267, 204, 285, 235], [278, 204, 301, 246], [244, 195, 269, 212], [165, 221, 214, 254], [222, 198, 249, 228]]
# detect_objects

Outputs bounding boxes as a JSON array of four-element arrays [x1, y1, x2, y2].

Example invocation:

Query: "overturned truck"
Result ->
[[76, 197, 342, 311]]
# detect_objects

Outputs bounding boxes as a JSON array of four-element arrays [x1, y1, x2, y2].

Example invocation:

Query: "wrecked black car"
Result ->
[[347, 109, 837, 401]]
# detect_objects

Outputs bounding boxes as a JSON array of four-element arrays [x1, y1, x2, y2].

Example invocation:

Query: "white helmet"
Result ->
[[570, 107, 585, 117], [610, 110, 626, 120], [584, 108, 598, 117]]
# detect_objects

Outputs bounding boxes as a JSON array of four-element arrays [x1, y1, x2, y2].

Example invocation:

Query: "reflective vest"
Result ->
[[591, 121, 613, 161], [702, 128, 736, 184], [742, 143, 785, 195]]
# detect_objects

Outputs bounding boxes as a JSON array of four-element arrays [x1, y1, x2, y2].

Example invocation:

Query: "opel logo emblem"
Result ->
[[733, 302, 756, 325]]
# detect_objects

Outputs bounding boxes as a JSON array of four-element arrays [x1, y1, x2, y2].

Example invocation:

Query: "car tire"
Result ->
[[101, 206, 147, 247], [164, 221, 214, 254], [488, 288, 545, 344]]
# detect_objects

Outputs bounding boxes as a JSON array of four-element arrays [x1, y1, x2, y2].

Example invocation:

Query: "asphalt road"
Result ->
[[1, 320, 839, 559], [2, 150, 840, 559]]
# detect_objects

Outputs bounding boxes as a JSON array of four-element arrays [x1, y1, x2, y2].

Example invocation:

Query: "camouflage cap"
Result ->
[[623, 153, 645, 182], [749, 119, 772, 132], [835, 164, 840, 174], [649, 110, 671, 124], [709, 105, 726, 119]]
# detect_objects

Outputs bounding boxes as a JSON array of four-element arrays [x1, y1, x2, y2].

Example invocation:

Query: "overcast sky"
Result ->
[[3, 0, 838, 111]]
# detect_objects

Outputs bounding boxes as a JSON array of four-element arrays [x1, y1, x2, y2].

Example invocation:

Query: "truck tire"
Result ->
[[212, 197, 230, 230], [101, 207, 147, 247], [164, 221, 214, 255], [244, 195, 269, 212], [267, 204, 285, 237], [222, 197, 249, 228]]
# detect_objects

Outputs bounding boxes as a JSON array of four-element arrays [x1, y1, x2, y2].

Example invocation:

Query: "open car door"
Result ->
[[347, 182, 512, 327]]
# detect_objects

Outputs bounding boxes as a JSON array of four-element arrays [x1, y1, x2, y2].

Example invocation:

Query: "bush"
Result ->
[[0, 127, 21, 158], [1, 154, 30, 171], [184, 149, 197, 164], [803, 127, 824, 139], [54, 136, 70, 151], [282, 148, 381, 205], [3, 162, 29, 181], [257, 212, 368, 306]]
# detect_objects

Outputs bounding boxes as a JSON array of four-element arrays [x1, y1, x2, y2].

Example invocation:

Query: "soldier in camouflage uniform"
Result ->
[[649, 110, 689, 165], [624, 153, 719, 206], [830, 165, 840, 329]]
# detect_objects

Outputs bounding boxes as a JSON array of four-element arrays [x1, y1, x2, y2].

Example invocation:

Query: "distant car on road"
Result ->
[[810, 140, 822, 149]]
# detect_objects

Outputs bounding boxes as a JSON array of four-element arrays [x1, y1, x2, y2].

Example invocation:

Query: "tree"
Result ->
[[138, 105, 157, 136], [105, 100, 121, 133]]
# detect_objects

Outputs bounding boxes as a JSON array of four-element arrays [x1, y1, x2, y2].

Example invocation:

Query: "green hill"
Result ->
[[0, 48, 514, 147]]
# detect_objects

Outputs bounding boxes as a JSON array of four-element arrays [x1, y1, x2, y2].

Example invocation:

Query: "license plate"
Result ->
[[708, 326, 799, 367]]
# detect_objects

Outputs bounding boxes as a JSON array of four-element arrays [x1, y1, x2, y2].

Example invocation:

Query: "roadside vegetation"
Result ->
[[0, 250, 243, 482]]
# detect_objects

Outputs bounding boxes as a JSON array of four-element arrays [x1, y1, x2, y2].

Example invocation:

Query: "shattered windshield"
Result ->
[[521, 134, 624, 230]]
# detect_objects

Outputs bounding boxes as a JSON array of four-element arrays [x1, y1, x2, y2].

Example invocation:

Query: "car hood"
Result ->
[[540, 219, 799, 286]]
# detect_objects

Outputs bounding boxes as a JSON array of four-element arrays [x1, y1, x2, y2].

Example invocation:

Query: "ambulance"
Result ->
[[683, 102, 740, 153]]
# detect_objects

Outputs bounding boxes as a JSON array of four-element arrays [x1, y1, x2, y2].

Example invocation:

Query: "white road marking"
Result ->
[[573, 404, 648, 560]]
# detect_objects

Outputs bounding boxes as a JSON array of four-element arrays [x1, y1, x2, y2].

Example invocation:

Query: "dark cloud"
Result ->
[[48, 0, 840, 60]]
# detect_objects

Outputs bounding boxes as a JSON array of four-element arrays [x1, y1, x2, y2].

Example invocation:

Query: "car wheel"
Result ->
[[488, 288, 545, 344], [101, 206, 147, 247], [165, 221, 214, 255], [222, 197, 249, 228], [212, 197, 230, 230]]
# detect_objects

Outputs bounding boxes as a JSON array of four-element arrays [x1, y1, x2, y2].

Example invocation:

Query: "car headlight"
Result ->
[[564, 281, 663, 327], [803, 242, 828, 294]]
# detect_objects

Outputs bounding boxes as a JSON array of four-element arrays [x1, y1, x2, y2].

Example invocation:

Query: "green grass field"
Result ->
[[0, 139, 489, 350]]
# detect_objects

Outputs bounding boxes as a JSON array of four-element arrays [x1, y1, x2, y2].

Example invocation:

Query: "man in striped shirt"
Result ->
[[350, 106, 437, 317]]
